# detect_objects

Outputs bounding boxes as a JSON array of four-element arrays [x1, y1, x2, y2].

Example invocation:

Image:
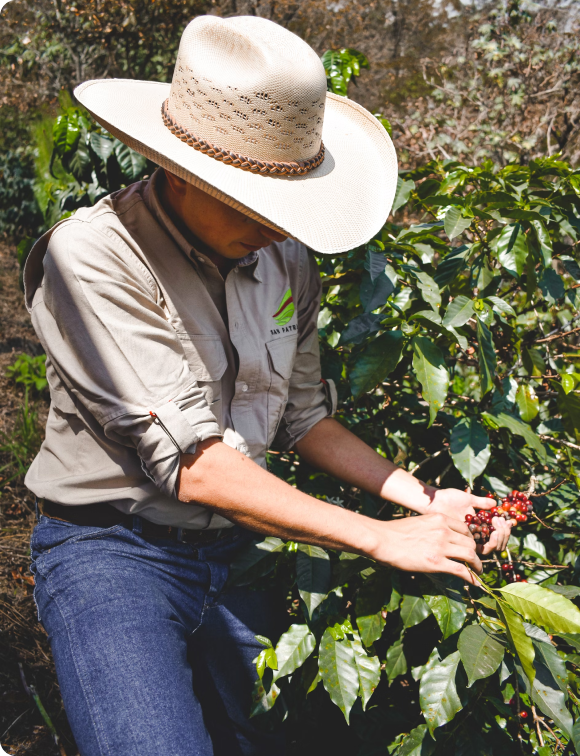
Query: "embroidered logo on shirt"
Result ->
[[273, 288, 295, 326]]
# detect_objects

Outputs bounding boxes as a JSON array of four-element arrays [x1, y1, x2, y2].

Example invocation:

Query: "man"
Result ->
[[24, 15, 510, 756]]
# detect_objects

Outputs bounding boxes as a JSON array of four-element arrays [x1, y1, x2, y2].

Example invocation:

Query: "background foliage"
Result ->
[[3, 1, 580, 754]]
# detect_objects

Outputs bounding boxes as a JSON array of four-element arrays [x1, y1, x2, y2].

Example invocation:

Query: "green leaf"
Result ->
[[272, 624, 315, 682], [497, 603, 536, 686], [433, 246, 469, 287], [442, 295, 474, 328], [412, 270, 441, 313], [485, 295, 516, 318], [527, 643, 573, 737], [296, 544, 331, 617], [352, 635, 381, 709], [114, 140, 147, 181], [458, 624, 505, 687], [90, 132, 115, 163], [392, 177, 415, 214], [424, 592, 468, 640], [522, 347, 546, 377], [412, 336, 449, 426], [516, 384, 539, 422], [401, 595, 431, 629], [250, 675, 281, 717], [53, 112, 81, 156], [384, 639, 407, 682], [227, 537, 285, 586], [555, 382, 580, 443], [360, 270, 396, 312], [483, 411, 547, 462], [419, 650, 462, 734], [495, 223, 528, 278], [531, 219, 553, 267], [500, 582, 580, 635], [350, 331, 404, 398], [539, 268, 565, 302], [319, 628, 359, 723], [355, 569, 391, 645], [560, 255, 580, 280], [476, 318, 497, 396], [532, 639, 568, 695], [255, 647, 278, 679], [450, 416, 491, 488], [356, 613, 385, 648], [572, 719, 580, 755], [398, 724, 436, 756], [444, 206, 471, 239], [561, 373, 576, 394]]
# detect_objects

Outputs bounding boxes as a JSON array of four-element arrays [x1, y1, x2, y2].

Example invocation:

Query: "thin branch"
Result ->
[[529, 478, 570, 498], [536, 327, 580, 344], [539, 435, 580, 452]]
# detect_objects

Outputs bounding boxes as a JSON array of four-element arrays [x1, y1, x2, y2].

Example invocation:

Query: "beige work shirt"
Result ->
[[23, 171, 335, 529]]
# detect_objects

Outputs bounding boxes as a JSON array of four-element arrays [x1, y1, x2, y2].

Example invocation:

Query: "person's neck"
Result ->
[[157, 174, 236, 278]]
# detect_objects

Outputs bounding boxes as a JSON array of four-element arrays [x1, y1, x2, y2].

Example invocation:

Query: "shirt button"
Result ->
[[241, 383, 249, 392]]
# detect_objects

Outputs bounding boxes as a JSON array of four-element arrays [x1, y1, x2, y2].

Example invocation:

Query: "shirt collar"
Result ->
[[144, 168, 262, 282]]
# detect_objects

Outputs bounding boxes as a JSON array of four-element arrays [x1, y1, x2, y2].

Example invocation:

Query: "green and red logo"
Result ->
[[273, 288, 295, 326]]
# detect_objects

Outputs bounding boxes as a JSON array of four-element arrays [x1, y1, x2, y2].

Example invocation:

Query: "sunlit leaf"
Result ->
[[495, 223, 528, 278], [319, 628, 359, 723], [419, 650, 462, 734], [412, 336, 449, 426], [476, 318, 497, 395], [458, 624, 505, 687], [500, 582, 580, 635], [516, 384, 539, 422], [272, 624, 316, 682], [442, 295, 474, 328], [384, 639, 407, 681], [450, 416, 491, 487], [350, 331, 404, 398], [444, 206, 472, 239], [398, 725, 436, 756], [497, 603, 536, 686], [352, 635, 380, 709], [401, 595, 431, 628], [296, 544, 331, 617]]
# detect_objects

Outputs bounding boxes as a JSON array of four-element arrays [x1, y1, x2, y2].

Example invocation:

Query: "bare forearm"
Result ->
[[294, 418, 436, 513], [177, 439, 380, 556]]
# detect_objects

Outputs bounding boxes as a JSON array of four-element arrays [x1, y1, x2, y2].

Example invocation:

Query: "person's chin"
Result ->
[[239, 242, 264, 253]]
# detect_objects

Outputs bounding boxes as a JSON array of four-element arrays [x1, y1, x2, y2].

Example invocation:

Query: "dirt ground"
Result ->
[[0, 239, 78, 756]]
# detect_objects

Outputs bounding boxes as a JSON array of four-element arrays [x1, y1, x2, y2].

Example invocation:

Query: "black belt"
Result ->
[[37, 499, 231, 546]]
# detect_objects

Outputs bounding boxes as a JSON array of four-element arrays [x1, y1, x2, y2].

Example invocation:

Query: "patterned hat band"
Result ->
[[161, 99, 325, 177]]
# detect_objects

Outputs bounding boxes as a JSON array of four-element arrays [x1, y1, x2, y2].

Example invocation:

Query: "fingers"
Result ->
[[444, 516, 472, 536], [444, 559, 481, 585], [471, 494, 496, 510], [447, 546, 482, 573]]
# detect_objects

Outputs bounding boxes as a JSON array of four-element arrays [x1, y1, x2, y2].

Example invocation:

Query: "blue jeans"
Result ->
[[30, 514, 287, 756]]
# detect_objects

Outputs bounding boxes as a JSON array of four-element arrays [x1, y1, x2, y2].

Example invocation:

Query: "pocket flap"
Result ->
[[266, 336, 297, 380], [50, 386, 77, 415], [177, 334, 228, 382]]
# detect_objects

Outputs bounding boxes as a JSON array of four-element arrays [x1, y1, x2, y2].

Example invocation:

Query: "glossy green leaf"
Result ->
[[296, 544, 331, 617], [500, 581, 580, 635], [424, 592, 467, 640], [356, 613, 385, 648], [483, 411, 547, 462], [412, 336, 449, 426], [53, 112, 81, 156], [401, 595, 431, 628], [398, 724, 436, 756], [532, 639, 568, 695], [458, 624, 505, 687], [384, 639, 407, 681], [350, 331, 404, 398], [539, 268, 565, 302], [496, 223, 528, 278], [531, 219, 553, 267], [412, 270, 441, 312], [339, 313, 382, 345], [255, 646, 278, 679], [561, 373, 576, 394], [498, 603, 536, 686], [319, 628, 359, 723], [522, 347, 546, 377], [392, 177, 415, 214], [227, 537, 285, 586], [419, 650, 462, 734], [114, 140, 147, 181], [433, 246, 469, 287], [476, 318, 497, 395], [516, 384, 539, 422], [360, 269, 396, 312], [444, 206, 472, 239], [528, 645, 573, 737], [450, 416, 491, 488], [273, 624, 315, 682], [485, 295, 516, 318], [555, 382, 580, 442], [250, 675, 281, 717], [90, 132, 115, 163], [352, 635, 380, 709], [560, 255, 580, 280], [442, 295, 474, 328]]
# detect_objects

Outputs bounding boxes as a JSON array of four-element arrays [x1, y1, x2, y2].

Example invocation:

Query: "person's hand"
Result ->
[[423, 487, 512, 554], [371, 512, 482, 584]]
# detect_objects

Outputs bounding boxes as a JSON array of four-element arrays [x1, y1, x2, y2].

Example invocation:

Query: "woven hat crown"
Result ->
[[167, 16, 327, 164]]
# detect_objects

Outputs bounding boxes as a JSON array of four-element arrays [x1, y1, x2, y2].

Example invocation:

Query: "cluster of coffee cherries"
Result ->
[[501, 559, 526, 583], [464, 490, 535, 545]]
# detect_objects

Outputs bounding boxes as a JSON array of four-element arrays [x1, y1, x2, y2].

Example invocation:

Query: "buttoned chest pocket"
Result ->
[[266, 335, 297, 445], [177, 334, 228, 425]]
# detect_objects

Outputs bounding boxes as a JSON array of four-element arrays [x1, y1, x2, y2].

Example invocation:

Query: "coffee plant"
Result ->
[[19, 47, 580, 756]]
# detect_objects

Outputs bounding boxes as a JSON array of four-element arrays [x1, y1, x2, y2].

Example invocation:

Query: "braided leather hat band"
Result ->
[[161, 99, 325, 176]]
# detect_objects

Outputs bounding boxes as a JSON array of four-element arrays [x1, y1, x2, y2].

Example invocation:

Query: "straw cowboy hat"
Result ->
[[74, 15, 398, 254]]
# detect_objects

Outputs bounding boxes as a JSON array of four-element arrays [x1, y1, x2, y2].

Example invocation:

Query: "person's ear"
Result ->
[[163, 169, 188, 196]]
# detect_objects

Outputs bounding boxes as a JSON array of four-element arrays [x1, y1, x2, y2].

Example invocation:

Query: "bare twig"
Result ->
[[529, 478, 570, 498], [539, 435, 580, 452], [536, 327, 580, 344], [531, 705, 545, 747]]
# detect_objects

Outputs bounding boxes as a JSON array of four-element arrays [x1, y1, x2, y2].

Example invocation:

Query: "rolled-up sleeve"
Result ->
[[37, 221, 222, 498], [273, 249, 335, 450]]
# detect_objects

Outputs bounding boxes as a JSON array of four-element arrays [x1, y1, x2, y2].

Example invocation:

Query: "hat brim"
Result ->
[[74, 79, 397, 254]]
